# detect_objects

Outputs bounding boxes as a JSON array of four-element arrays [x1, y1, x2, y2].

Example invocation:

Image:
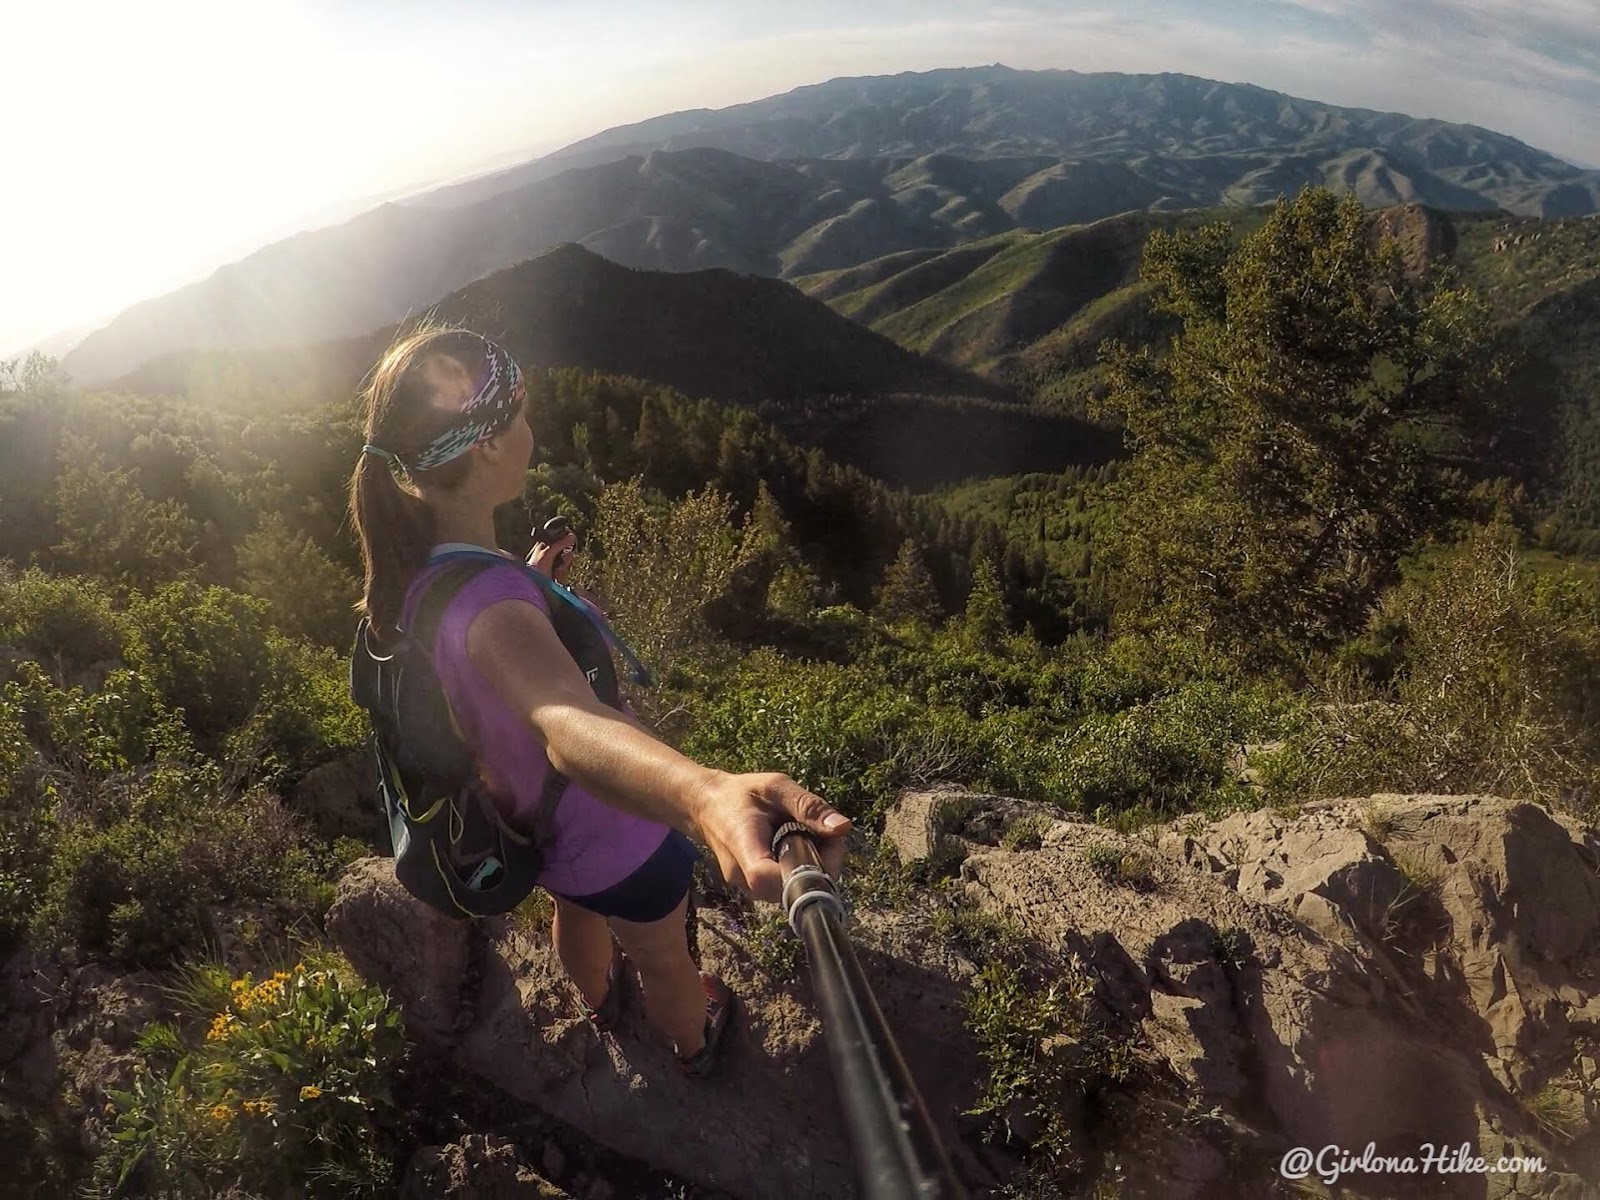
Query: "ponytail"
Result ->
[[350, 452, 439, 639], [348, 320, 488, 640]]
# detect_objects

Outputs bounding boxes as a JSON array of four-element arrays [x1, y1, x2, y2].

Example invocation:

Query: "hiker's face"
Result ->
[[500, 414, 535, 498], [472, 398, 534, 507]]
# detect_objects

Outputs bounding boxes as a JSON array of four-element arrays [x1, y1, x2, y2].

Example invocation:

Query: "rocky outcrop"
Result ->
[[0, 949, 163, 1182], [290, 751, 383, 845], [943, 791, 1600, 1196], [330, 791, 1600, 1198], [327, 859, 1002, 1200]]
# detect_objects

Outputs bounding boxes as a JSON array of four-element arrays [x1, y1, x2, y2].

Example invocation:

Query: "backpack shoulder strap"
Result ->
[[406, 549, 652, 687], [405, 556, 506, 660], [527, 571, 654, 688]]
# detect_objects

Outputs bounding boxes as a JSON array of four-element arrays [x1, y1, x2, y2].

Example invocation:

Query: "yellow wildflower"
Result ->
[[209, 1104, 234, 1122], [231, 978, 250, 994], [206, 1013, 236, 1043], [299, 1085, 322, 1101], [252, 979, 284, 1007], [241, 1098, 277, 1117], [272, 970, 290, 983]]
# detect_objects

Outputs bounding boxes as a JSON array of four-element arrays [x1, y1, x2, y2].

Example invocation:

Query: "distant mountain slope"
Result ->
[[423, 66, 1599, 216], [794, 208, 1247, 404], [105, 244, 1117, 488], [803, 205, 1600, 383], [800, 204, 1600, 513], [109, 243, 991, 406], [60, 66, 1600, 386]]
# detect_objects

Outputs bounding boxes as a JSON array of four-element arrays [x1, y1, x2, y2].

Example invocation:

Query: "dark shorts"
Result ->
[[553, 830, 699, 923]]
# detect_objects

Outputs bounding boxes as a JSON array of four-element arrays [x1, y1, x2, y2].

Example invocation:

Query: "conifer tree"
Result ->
[[876, 539, 942, 626], [633, 396, 674, 486], [1095, 187, 1505, 660], [963, 557, 1008, 643]]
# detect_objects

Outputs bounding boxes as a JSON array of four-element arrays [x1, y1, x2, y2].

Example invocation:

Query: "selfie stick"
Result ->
[[771, 822, 968, 1200]]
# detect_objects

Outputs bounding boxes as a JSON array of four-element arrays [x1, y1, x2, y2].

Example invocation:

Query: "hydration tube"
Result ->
[[771, 821, 969, 1200]]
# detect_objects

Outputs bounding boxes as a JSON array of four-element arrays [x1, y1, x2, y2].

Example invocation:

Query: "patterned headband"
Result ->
[[373, 337, 526, 474]]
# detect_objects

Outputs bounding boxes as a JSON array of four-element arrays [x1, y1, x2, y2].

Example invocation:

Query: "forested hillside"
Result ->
[[806, 204, 1600, 539], [4, 188, 1600, 1197], [97, 243, 1118, 492]]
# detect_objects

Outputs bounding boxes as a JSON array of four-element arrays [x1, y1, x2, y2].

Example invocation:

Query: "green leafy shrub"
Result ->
[[35, 768, 339, 965], [4, 661, 192, 776], [782, 603, 878, 663], [585, 480, 761, 678], [681, 649, 985, 822], [0, 566, 131, 679], [0, 695, 51, 952], [965, 959, 1135, 1172], [1073, 631, 1221, 715], [96, 961, 406, 1199], [1211, 926, 1254, 971], [125, 580, 364, 778], [126, 582, 281, 749], [680, 620, 1290, 824], [0, 575, 362, 966], [236, 512, 360, 649], [1082, 842, 1158, 891], [932, 902, 1027, 965], [1000, 814, 1052, 851], [844, 838, 920, 911], [49, 433, 203, 590], [1266, 525, 1600, 810], [1057, 680, 1286, 816], [967, 706, 1072, 801], [220, 637, 367, 784]]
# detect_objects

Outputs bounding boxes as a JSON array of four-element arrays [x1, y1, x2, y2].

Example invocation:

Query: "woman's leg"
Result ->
[[607, 894, 707, 1056], [551, 894, 615, 1009]]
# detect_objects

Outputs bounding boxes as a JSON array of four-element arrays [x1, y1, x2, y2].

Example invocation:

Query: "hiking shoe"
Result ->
[[578, 950, 626, 1033], [677, 973, 735, 1079]]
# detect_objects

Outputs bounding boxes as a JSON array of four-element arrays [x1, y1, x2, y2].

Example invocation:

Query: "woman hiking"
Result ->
[[349, 324, 851, 1077]]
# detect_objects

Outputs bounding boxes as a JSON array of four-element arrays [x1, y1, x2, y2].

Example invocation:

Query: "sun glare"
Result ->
[[0, 0, 545, 354]]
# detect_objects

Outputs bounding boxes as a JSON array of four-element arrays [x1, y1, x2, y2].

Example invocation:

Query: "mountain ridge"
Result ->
[[422, 65, 1594, 209], [98, 242, 1121, 489], [56, 66, 1600, 386], [105, 242, 993, 405]]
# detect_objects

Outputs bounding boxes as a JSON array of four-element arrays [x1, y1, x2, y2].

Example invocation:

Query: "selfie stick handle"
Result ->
[[771, 822, 967, 1200]]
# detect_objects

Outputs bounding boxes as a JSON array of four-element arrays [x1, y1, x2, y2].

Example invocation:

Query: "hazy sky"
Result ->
[[4, 0, 1598, 357]]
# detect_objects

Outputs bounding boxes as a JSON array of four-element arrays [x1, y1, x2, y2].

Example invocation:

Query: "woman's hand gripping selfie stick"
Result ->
[[771, 822, 969, 1200]]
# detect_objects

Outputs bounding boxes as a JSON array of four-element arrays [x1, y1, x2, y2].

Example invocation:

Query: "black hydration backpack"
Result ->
[[349, 556, 566, 919]]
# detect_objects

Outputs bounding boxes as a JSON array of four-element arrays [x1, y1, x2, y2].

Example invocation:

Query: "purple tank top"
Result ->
[[402, 547, 670, 898]]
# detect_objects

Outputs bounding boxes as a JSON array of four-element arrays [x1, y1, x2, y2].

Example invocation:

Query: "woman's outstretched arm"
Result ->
[[466, 597, 850, 901]]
